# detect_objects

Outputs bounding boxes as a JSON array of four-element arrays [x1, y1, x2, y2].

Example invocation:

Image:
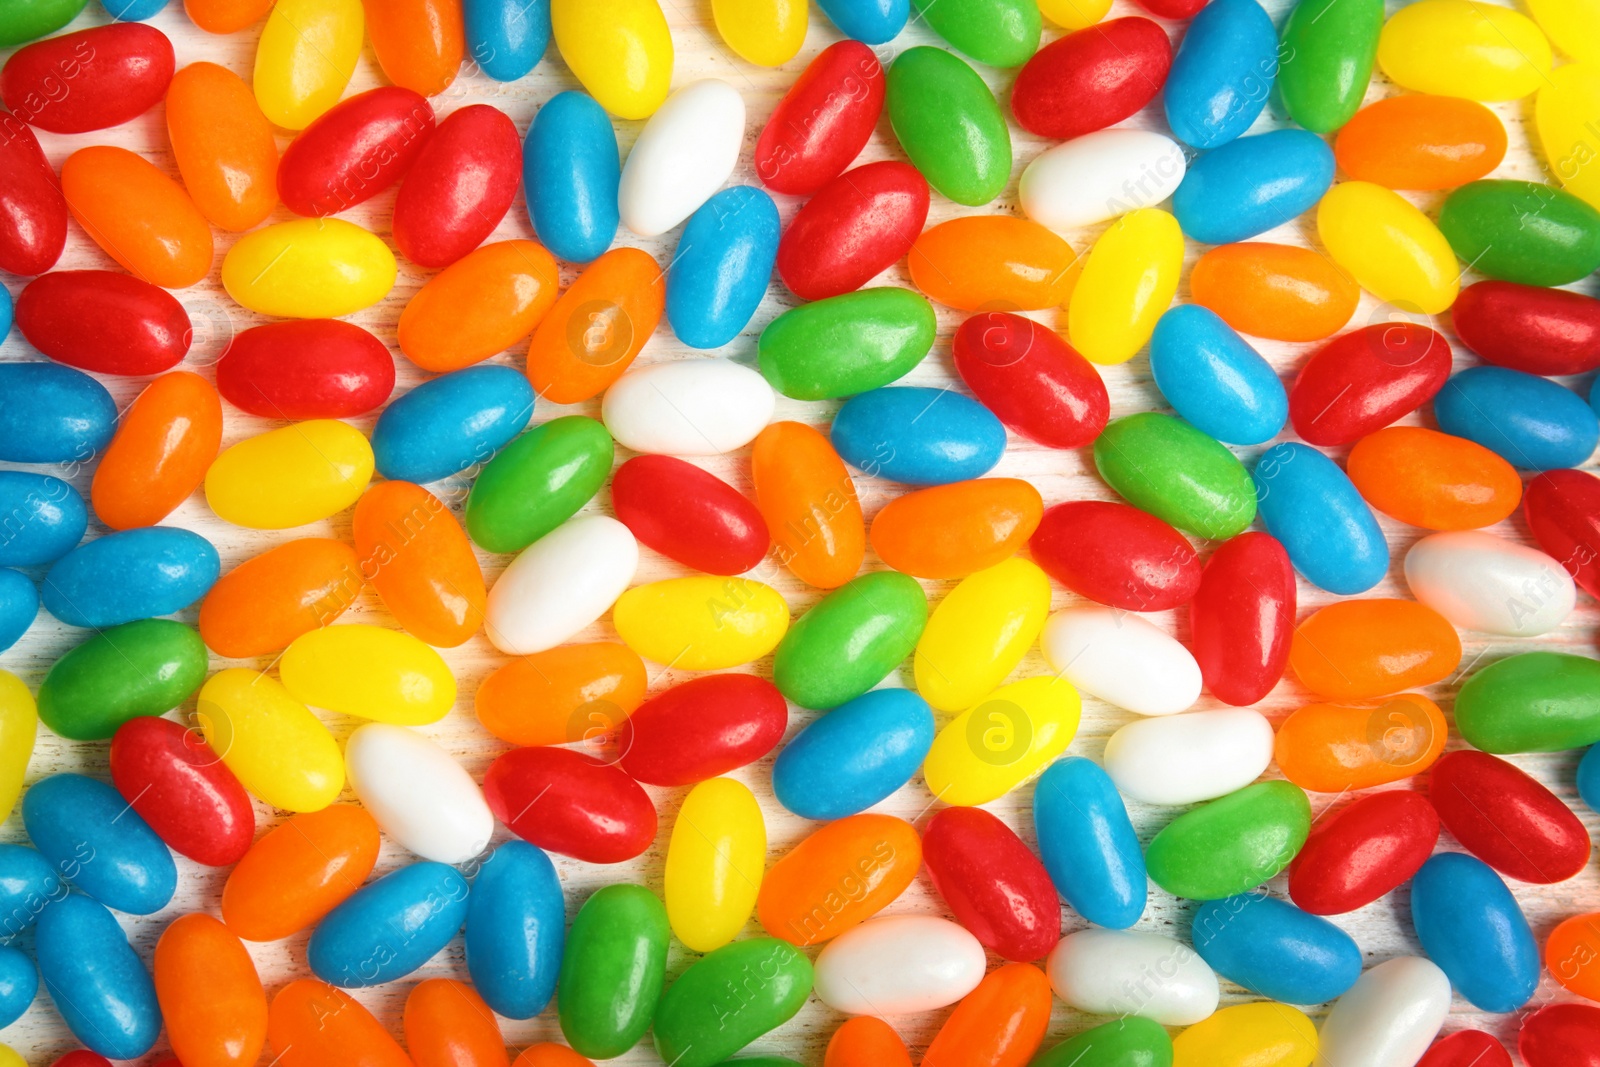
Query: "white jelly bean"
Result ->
[[601, 358, 776, 456], [1019, 128, 1188, 231], [618, 78, 746, 237], [1318, 956, 1451, 1067], [1045, 928, 1220, 1025], [1103, 708, 1274, 805], [343, 722, 493, 865], [1039, 605, 1201, 716], [484, 513, 639, 655], [814, 915, 986, 1015], [1404, 530, 1575, 637]]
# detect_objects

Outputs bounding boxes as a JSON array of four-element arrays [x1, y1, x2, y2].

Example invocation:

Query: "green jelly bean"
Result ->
[[653, 937, 813, 1067], [1278, 0, 1384, 133], [0, 0, 87, 46], [887, 47, 1012, 206], [36, 620, 208, 741], [773, 571, 927, 710], [465, 415, 613, 553], [1145, 781, 1311, 901], [1455, 652, 1600, 753], [557, 884, 669, 1060], [1030, 1017, 1174, 1067], [1093, 413, 1255, 540], [1438, 180, 1600, 286], [758, 288, 936, 401], [911, 0, 1041, 68]]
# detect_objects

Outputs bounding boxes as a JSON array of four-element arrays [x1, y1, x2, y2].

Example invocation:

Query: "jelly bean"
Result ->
[[1147, 781, 1311, 900], [755, 41, 883, 195], [465, 417, 611, 554], [924, 676, 1081, 805], [1444, 179, 1600, 285], [832, 388, 1004, 486], [1174, 131, 1335, 244], [36, 894, 160, 1058], [618, 79, 744, 237], [0, 363, 113, 465], [1522, 1004, 1600, 1067], [952, 312, 1108, 448], [1106, 709, 1275, 805], [485, 746, 655, 862], [827, 1018, 912, 1067], [0, 0, 86, 44], [907, 218, 1074, 314], [185, 0, 273, 31], [355, 483, 483, 646], [1190, 532, 1294, 705], [345, 722, 491, 864], [1278, 0, 1381, 132], [760, 288, 936, 400], [1275, 693, 1445, 794], [615, 577, 787, 670], [1291, 789, 1440, 914], [372, 368, 532, 486], [1011, 18, 1170, 139], [1335, 95, 1506, 190], [0, 571, 33, 654], [268, 979, 411, 1067], [309, 861, 468, 987], [253, 0, 364, 129], [0, 946, 33, 1029], [484, 514, 637, 654], [1254, 443, 1387, 594], [0, 116, 65, 275], [1378, 0, 1551, 100], [37, 620, 206, 741], [1529, 0, 1600, 60], [1419, 1032, 1512, 1067], [43, 526, 218, 629], [758, 813, 920, 944], [1033, 757, 1147, 929], [912, 0, 1038, 67], [817, 0, 908, 41], [526, 247, 665, 403], [612, 456, 768, 574], [218, 322, 392, 420], [1411, 853, 1539, 1012], [198, 668, 346, 812], [514, 1046, 597, 1067], [0, 842, 59, 935], [91, 373, 221, 531], [664, 778, 764, 952], [463, 842, 563, 1019], [1538, 63, 1600, 212], [1439, 366, 1599, 470], [1, 24, 174, 133], [465, 0, 549, 80], [0, 674, 33, 822], [1192, 242, 1359, 342], [605, 359, 776, 456], [616, 674, 786, 783], [16, 270, 190, 376], [154, 913, 266, 1067], [110, 717, 253, 867], [1291, 599, 1461, 700], [281, 624, 455, 725], [922, 807, 1057, 963], [1172, 1003, 1318, 1067], [222, 805, 378, 941], [476, 642, 644, 747], [61, 146, 213, 289], [199, 539, 360, 657], [778, 162, 927, 302], [1047, 928, 1219, 1025], [24, 774, 176, 914], [1527, 470, 1600, 602], [1069, 209, 1185, 365], [1150, 306, 1287, 445], [557, 884, 668, 1057], [0, 471, 84, 567], [871, 478, 1042, 579], [1348, 427, 1521, 533], [923, 963, 1050, 1067], [712, 0, 806, 65], [1032, 1019, 1173, 1067], [401, 248, 558, 375], [1407, 530, 1574, 636], [550, 0, 671, 119], [914, 557, 1050, 711], [751, 421, 865, 588], [1321, 957, 1453, 1067], [394, 104, 519, 266], [1317, 180, 1459, 312], [667, 186, 780, 348], [222, 218, 395, 317], [816, 915, 981, 1016], [206, 420, 374, 529], [1289, 325, 1450, 447], [1551, 913, 1600, 1001], [1192, 894, 1361, 1005], [1041, 605, 1200, 716], [366, 0, 465, 95], [405, 979, 509, 1067], [1021, 130, 1187, 232], [1163, 0, 1277, 148], [167, 62, 279, 231], [655, 939, 812, 1067], [1456, 280, 1600, 375], [1094, 413, 1255, 538], [1432, 749, 1590, 881], [523, 92, 618, 263], [772, 689, 933, 819], [886, 47, 1010, 206]]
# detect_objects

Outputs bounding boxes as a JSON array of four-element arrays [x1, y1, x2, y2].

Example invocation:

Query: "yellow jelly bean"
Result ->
[[205, 420, 374, 530], [664, 777, 765, 953], [198, 668, 345, 812], [1172, 1002, 1318, 1067], [0, 1045, 22, 1067], [1316, 181, 1460, 314], [1377, 0, 1552, 101], [0, 671, 36, 823], [713, 0, 806, 67], [923, 675, 1081, 806], [1066, 208, 1183, 365], [1039, 0, 1112, 29], [280, 624, 456, 725], [1527, 0, 1600, 63], [914, 558, 1051, 713], [222, 218, 396, 319], [1538, 62, 1600, 212], [611, 576, 790, 671], [253, 0, 364, 130], [551, 0, 674, 120]]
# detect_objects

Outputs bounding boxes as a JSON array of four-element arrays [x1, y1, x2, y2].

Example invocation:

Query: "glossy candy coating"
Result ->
[[24, 774, 176, 915], [221, 805, 380, 941], [1047, 928, 1219, 1025], [1278, 0, 1382, 132], [524, 91, 619, 263], [37, 620, 206, 741], [1032, 1018, 1173, 1067], [1021, 129, 1187, 232], [0, 946, 34, 1030], [1145, 781, 1312, 900], [0, 572, 33, 655], [1454, 280, 1600, 375], [1068, 208, 1184, 365], [110, 716, 254, 867], [617, 577, 782, 669], [373, 366, 532, 485], [826, 1017, 912, 1067], [1171, 1003, 1319, 1067], [400, 242, 559, 373], [1192, 894, 1362, 1005], [185, 0, 273, 32], [199, 538, 361, 657], [1316, 180, 1459, 313], [816, 0, 908, 41], [751, 422, 865, 589], [654, 939, 813, 1067], [773, 571, 926, 709], [1275, 694, 1446, 794], [345, 723, 491, 864], [760, 287, 936, 400], [924, 676, 1082, 805], [603, 358, 774, 456], [253, 0, 364, 130], [1378, 0, 1552, 100], [62, 147, 212, 289], [1439, 179, 1600, 285], [1105, 709, 1275, 806], [778, 162, 928, 301], [43, 526, 218, 629], [205, 420, 374, 529], [667, 186, 780, 349], [1034, 757, 1146, 930], [618, 79, 745, 238], [1348, 427, 1521, 531], [353, 482, 485, 647], [1521, 1004, 1600, 1067], [1042, 606, 1200, 716], [914, 558, 1049, 711], [0, 674, 34, 822], [166, 62, 279, 231], [871, 478, 1043, 579], [154, 913, 267, 1067], [1291, 323, 1452, 446], [1, 24, 173, 133], [772, 688, 934, 819], [268, 979, 411, 1067], [713, 0, 806, 65], [1149, 306, 1287, 445], [922, 807, 1058, 962], [483, 514, 638, 656], [218, 321, 394, 419], [617, 674, 787, 784], [550, 0, 671, 119], [612, 455, 769, 574], [923, 963, 1051, 1067], [475, 642, 645, 747], [885, 47, 1010, 206], [912, 0, 1039, 67], [907, 216, 1076, 312], [1289, 789, 1440, 914], [1538, 63, 1600, 213], [1094, 413, 1256, 539], [1163, 0, 1278, 149], [952, 312, 1109, 448], [366, 0, 465, 95], [1411, 853, 1539, 1012], [0, 471, 84, 566], [1030, 501, 1198, 612], [464, 842, 563, 1019], [222, 218, 395, 318], [35, 894, 160, 1059], [1335, 95, 1506, 189], [1419, 1032, 1512, 1067], [466, 416, 611, 553], [1527, 469, 1600, 598], [1190, 532, 1295, 705], [526, 247, 664, 403], [1436, 366, 1598, 470], [1290, 599, 1460, 699], [1406, 530, 1574, 636], [0, 844, 58, 937], [758, 814, 921, 944], [1011, 18, 1171, 140], [0, 363, 114, 465], [465, 0, 549, 80], [1191, 242, 1359, 341], [308, 861, 469, 987], [280, 624, 455, 725], [0, 115, 66, 275], [405, 979, 510, 1067], [833, 387, 1005, 486], [485, 746, 656, 862], [198, 668, 345, 812], [394, 104, 520, 267], [755, 41, 883, 195], [1253, 442, 1388, 594], [1172, 131, 1335, 245], [92, 373, 222, 530], [815, 915, 983, 1015], [17, 270, 191, 376], [1318, 956, 1451, 1067], [664, 778, 764, 952], [558, 884, 667, 1057], [1431, 749, 1590, 882]]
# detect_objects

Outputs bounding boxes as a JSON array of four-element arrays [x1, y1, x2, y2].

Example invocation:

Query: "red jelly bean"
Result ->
[[754, 40, 885, 196], [616, 674, 788, 786], [922, 807, 1059, 963], [1189, 531, 1296, 707], [16, 270, 190, 375], [1135, 0, 1206, 17], [1288, 789, 1440, 915], [953, 312, 1110, 449], [0, 24, 175, 134], [277, 87, 436, 217], [1288, 323, 1452, 446], [1521, 1004, 1600, 1067], [216, 320, 395, 419], [0, 115, 67, 276], [1453, 280, 1600, 376], [1430, 750, 1591, 884], [611, 455, 770, 575], [109, 716, 254, 868], [776, 161, 928, 301], [393, 104, 521, 268], [1029, 500, 1199, 611], [483, 746, 657, 864], [1011, 18, 1172, 140], [50, 1055, 113, 1067], [1420, 1030, 1512, 1067], [1525, 468, 1600, 599]]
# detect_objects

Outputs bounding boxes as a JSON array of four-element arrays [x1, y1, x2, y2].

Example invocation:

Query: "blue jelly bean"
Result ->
[[0, 945, 35, 1029], [1033, 756, 1147, 929], [1411, 852, 1539, 1013], [42, 526, 219, 629], [0, 569, 36, 654], [666, 186, 781, 350], [465, 841, 565, 1019], [1149, 306, 1287, 445], [308, 861, 470, 988], [1580, 745, 1600, 813], [525, 91, 621, 264], [831, 387, 1007, 485], [0, 843, 65, 938], [816, 0, 909, 43], [1163, 0, 1278, 149], [0, 363, 117, 465], [1436, 365, 1598, 471], [100, 0, 169, 17], [1253, 442, 1387, 594], [0, 284, 10, 340], [772, 688, 934, 820], [1191, 893, 1362, 1005], [0, 472, 86, 567], [1172, 129, 1334, 244], [35, 893, 160, 1059], [464, 0, 550, 81], [372, 365, 534, 485], [22, 774, 176, 916]]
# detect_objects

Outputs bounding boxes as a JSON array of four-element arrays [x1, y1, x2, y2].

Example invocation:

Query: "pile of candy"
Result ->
[[4, 0, 1600, 1064]]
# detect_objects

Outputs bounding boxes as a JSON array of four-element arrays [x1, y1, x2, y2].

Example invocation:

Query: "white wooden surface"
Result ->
[[2, 0, 1598, 1063]]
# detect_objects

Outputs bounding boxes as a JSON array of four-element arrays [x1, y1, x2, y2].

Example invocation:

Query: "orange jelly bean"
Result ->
[[61, 146, 214, 289], [1545, 912, 1600, 1001], [398, 240, 561, 372], [222, 805, 380, 941], [526, 246, 664, 404], [199, 538, 363, 658], [1290, 598, 1463, 700], [91, 371, 223, 530], [154, 913, 268, 1067], [757, 813, 921, 946], [1274, 693, 1448, 793], [365, 0, 466, 95], [185, 0, 275, 32], [1190, 242, 1360, 342], [751, 420, 865, 589], [475, 641, 647, 746], [404, 979, 508, 1067], [826, 1016, 913, 1067], [352, 480, 485, 648], [166, 62, 279, 232], [907, 216, 1077, 312], [922, 963, 1053, 1067], [269, 979, 412, 1067], [1335, 94, 1508, 191], [1347, 425, 1523, 530], [870, 478, 1044, 580], [513, 1046, 597, 1067]]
